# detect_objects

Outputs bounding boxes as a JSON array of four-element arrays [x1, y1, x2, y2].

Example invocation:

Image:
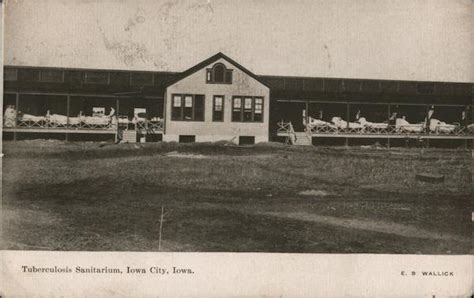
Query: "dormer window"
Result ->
[[206, 63, 232, 84]]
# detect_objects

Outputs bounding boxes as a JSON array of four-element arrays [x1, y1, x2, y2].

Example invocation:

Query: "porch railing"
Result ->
[[277, 121, 297, 144], [6, 117, 164, 133], [305, 122, 474, 137], [14, 117, 115, 130]]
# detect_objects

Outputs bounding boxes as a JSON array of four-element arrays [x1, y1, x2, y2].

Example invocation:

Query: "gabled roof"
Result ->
[[165, 52, 270, 88]]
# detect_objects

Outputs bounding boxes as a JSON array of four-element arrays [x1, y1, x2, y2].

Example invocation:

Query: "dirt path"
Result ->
[[262, 211, 469, 242]]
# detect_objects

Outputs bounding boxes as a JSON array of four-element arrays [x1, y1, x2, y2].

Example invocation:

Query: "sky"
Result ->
[[3, 0, 473, 82]]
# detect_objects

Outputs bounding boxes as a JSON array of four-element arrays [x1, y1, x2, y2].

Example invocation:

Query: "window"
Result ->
[[232, 97, 242, 122], [40, 69, 64, 82], [131, 72, 153, 86], [224, 71, 232, 84], [243, 97, 253, 121], [183, 95, 193, 120], [65, 71, 84, 84], [232, 96, 264, 122], [206, 63, 232, 84], [85, 71, 109, 84], [4, 68, 18, 81], [172, 95, 182, 120], [254, 97, 263, 122], [239, 136, 255, 145], [18, 69, 40, 82], [417, 83, 435, 94], [213, 96, 224, 121], [214, 64, 225, 82], [171, 94, 205, 121], [110, 72, 130, 86], [194, 95, 204, 121], [179, 135, 196, 143]]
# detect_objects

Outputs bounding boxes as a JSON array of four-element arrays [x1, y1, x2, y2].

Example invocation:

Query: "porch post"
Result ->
[[14, 93, 19, 141], [65, 96, 70, 141], [345, 103, 350, 147], [387, 104, 391, 123], [163, 92, 167, 135], [66, 95, 70, 127], [305, 100, 309, 126], [387, 104, 392, 135], [346, 103, 350, 129], [425, 104, 430, 133], [115, 98, 120, 143]]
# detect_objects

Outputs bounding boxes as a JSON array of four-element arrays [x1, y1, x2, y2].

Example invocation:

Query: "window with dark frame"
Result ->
[[243, 97, 253, 121], [232, 96, 264, 122], [65, 70, 84, 84], [131, 72, 153, 86], [206, 63, 232, 84], [40, 69, 64, 83], [172, 95, 182, 120], [214, 64, 225, 82], [239, 136, 255, 145], [179, 135, 196, 143], [417, 83, 435, 94], [4, 68, 18, 81], [254, 97, 263, 122], [85, 71, 109, 84], [224, 71, 232, 84], [183, 95, 193, 120], [109, 72, 130, 86], [213, 96, 224, 121], [171, 94, 205, 121], [232, 97, 242, 122], [18, 69, 40, 82], [194, 95, 204, 121]]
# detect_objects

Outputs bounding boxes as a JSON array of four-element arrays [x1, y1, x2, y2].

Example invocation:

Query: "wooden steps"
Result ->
[[122, 130, 137, 143], [293, 132, 312, 146]]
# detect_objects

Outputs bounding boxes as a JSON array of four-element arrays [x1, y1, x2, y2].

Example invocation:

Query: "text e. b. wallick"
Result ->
[[402, 271, 455, 277], [421, 271, 454, 277]]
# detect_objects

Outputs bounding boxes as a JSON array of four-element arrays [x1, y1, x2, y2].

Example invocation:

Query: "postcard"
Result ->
[[1, 0, 472, 296]]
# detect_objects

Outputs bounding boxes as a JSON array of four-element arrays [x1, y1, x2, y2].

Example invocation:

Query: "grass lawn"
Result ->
[[1, 140, 472, 254]]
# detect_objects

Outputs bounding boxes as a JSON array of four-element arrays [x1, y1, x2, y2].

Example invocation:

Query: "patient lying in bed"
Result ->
[[48, 113, 83, 126], [395, 117, 424, 132], [357, 117, 389, 129], [331, 117, 363, 129], [47, 111, 111, 127], [21, 113, 48, 122], [429, 119, 458, 133], [306, 116, 334, 127]]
